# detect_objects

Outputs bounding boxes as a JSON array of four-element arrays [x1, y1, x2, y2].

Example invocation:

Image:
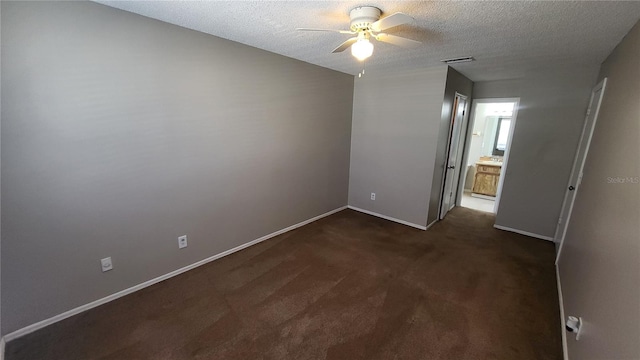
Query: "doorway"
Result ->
[[458, 99, 519, 214]]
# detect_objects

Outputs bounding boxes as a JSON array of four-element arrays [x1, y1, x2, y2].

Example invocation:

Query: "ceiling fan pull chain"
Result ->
[[358, 60, 366, 78]]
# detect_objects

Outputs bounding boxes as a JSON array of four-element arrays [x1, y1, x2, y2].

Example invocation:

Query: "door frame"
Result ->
[[456, 98, 520, 215], [438, 92, 469, 220], [554, 78, 607, 264]]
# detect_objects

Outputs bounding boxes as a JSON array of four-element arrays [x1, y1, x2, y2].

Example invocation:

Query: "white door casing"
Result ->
[[554, 78, 607, 264]]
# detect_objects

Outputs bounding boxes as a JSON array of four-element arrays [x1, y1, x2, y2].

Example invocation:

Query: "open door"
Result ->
[[439, 94, 468, 219], [555, 78, 607, 263]]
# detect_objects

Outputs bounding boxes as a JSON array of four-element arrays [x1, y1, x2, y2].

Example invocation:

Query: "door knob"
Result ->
[[568, 186, 575, 191], [447, 165, 455, 169]]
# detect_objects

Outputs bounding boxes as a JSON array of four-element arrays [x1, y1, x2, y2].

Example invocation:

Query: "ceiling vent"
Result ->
[[441, 56, 475, 64]]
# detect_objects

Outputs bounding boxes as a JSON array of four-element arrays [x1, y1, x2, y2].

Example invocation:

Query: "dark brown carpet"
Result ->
[[6, 208, 562, 360]]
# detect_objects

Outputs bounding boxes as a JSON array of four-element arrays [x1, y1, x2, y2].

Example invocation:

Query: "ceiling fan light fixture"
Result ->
[[351, 38, 374, 61], [298, 6, 420, 64]]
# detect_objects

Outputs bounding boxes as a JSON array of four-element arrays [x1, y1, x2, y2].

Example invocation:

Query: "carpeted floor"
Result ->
[[6, 208, 562, 360]]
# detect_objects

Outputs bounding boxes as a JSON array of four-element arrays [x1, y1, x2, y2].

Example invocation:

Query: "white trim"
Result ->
[[556, 265, 569, 360], [425, 219, 438, 230], [347, 206, 427, 230], [469, 97, 522, 105], [493, 224, 554, 241], [0, 337, 5, 360], [2, 206, 348, 343], [489, 99, 519, 215]]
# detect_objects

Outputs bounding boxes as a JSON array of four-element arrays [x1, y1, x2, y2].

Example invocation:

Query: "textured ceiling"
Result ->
[[95, 1, 640, 81]]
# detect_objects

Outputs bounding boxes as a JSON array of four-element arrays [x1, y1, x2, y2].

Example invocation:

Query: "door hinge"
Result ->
[[586, 108, 591, 116]]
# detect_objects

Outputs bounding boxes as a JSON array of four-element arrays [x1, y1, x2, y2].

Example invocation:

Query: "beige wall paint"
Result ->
[[348, 66, 448, 227], [1, 1, 354, 335], [427, 68, 473, 225], [473, 66, 598, 238], [559, 21, 640, 360]]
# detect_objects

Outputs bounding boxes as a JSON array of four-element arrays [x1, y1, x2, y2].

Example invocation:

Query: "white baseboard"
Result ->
[[556, 265, 569, 360], [425, 219, 438, 230], [470, 193, 496, 201], [2, 206, 347, 343], [347, 206, 426, 230], [493, 224, 554, 241]]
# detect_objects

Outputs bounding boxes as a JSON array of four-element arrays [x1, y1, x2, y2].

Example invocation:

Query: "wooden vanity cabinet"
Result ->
[[472, 163, 501, 196]]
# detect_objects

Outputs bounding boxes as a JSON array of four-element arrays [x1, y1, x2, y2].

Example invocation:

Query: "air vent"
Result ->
[[441, 56, 475, 64]]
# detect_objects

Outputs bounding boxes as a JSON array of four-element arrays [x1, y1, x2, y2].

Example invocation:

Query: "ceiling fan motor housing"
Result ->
[[349, 6, 381, 32]]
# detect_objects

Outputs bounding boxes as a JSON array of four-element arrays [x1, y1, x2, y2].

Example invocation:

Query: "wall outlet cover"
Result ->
[[101, 257, 113, 272], [178, 235, 188, 249], [371, 193, 376, 200]]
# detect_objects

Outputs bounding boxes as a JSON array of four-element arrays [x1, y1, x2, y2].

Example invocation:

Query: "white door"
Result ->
[[555, 78, 607, 263], [440, 94, 467, 219]]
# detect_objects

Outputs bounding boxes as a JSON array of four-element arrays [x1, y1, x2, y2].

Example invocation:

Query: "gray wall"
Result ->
[[0, 0, 2, 336], [426, 68, 473, 225], [348, 67, 447, 227], [559, 20, 640, 360], [473, 79, 521, 99], [473, 66, 598, 238], [1, 1, 354, 335]]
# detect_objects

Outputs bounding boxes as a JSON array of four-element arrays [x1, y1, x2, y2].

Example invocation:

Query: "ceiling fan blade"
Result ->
[[332, 37, 358, 53], [296, 28, 355, 35], [370, 12, 414, 32], [374, 33, 421, 48]]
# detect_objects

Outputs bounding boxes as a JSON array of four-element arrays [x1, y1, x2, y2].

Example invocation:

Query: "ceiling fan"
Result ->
[[297, 6, 421, 62]]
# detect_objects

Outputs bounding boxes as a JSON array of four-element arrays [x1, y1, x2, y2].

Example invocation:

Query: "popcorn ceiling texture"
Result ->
[[95, 1, 640, 80]]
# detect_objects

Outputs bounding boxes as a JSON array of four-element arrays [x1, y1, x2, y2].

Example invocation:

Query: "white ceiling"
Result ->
[[95, 1, 640, 81]]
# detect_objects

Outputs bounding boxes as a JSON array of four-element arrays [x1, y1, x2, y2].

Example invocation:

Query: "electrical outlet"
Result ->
[[101, 257, 113, 272], [178, 235, 188, 249], [371, 192, 376, 200]]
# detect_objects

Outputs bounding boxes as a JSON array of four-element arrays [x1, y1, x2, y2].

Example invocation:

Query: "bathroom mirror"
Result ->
[[492, 117, 511, 156]]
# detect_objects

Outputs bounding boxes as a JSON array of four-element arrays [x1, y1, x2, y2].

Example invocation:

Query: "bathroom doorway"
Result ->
[[458, 99, 519, 214]]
